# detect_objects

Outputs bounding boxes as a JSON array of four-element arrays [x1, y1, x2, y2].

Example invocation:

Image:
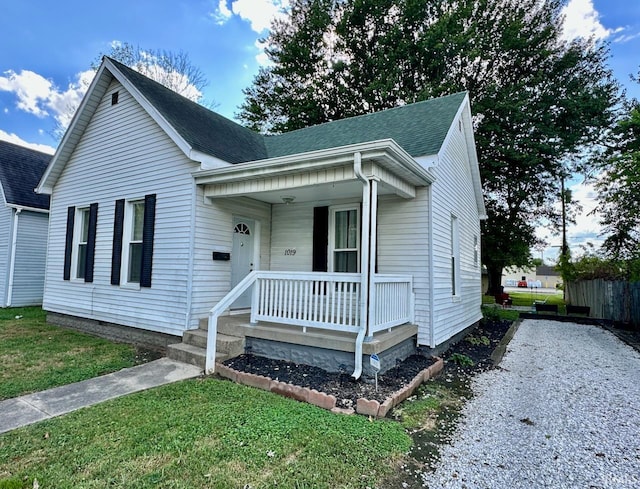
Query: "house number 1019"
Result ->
[[284, 249, 297, 256]]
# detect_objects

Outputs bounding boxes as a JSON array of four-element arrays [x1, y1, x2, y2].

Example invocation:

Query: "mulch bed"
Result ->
[[223, 318, 513, 409]]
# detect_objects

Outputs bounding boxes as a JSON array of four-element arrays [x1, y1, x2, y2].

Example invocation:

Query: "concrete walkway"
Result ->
[[0, 358, 201, 434]]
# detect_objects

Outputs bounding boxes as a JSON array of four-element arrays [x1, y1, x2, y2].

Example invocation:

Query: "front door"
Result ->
[[231, 217, 255, 309]]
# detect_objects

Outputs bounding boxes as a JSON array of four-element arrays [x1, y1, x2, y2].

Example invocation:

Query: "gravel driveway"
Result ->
[[420, 319, 640, 488]]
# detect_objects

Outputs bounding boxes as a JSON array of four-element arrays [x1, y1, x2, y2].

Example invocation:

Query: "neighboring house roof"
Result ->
[[537, 265, 560, 276], [0, 140, 51, 210]]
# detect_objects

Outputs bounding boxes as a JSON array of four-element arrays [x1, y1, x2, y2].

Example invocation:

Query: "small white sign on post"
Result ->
[[370, 354, 381, 371], [370, 354, 381, 392]]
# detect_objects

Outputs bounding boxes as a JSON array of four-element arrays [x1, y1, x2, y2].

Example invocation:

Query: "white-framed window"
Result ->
[[451, 215, 460, 296], [122, 199, 145, 284], [329, 204, 359, 273], [73, 207, 90, 280], [474, 235, 479, 268]]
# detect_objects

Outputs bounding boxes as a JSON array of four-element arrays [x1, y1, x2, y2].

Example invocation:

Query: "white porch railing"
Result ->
[[206, 270, 415, 374], [369, 275, 415, 334], [251, 271, 362, 333]]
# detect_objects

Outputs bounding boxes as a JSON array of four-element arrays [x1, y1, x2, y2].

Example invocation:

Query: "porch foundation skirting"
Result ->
[[214, 315, 420, 377], [46, 312, 179, 352], [245, 336, 417, 377]]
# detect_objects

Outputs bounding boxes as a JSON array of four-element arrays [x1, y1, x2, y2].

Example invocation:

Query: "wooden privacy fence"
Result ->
[[565, 279, 640, 326]]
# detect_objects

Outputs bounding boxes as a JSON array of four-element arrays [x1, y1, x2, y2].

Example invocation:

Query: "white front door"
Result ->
[[231, 217, 255, 309]]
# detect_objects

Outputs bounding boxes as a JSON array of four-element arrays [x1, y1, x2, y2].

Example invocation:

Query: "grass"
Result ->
[[0, 307, 145, 400], [482, 290, 564, 306], [0, 378, 411, 488]]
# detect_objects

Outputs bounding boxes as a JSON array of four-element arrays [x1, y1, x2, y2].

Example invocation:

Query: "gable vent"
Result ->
[[111, 91, 119, 105]]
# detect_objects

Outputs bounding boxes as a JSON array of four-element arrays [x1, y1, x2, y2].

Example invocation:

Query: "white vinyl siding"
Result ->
[[424, 110, 483, 346], [376, 190, 431, 344], [10, 211, 48, 306], [43, 80, 198, 336]]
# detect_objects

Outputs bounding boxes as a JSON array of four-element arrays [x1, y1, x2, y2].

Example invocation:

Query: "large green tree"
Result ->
[[239, 0, 620, 294], [596, 97, 640, 261]]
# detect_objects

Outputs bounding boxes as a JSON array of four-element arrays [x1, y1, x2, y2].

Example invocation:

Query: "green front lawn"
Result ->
[[0, 307, 145, 400], [0, 379, 410, 488]]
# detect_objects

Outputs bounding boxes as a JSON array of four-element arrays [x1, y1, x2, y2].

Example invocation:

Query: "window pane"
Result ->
[[132, 202, 145, 241], [80, 209, 90, 242], [335, 209, 357, 249], [335, 251, 357, 273], [128, 242, 142, 283], [335, 210, 347, 248], [77, 243, 87, 279]]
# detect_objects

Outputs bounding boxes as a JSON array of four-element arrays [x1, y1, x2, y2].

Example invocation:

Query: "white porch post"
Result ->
[[367, 179, 379, 338], [356, 154, 370, 332]]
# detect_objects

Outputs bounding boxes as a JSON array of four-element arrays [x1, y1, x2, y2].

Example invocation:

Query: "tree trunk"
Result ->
[[486, 264, 504, 296]]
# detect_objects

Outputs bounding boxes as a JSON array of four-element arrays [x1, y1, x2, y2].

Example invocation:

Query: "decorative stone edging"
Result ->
[[214, 357, 444, 419]]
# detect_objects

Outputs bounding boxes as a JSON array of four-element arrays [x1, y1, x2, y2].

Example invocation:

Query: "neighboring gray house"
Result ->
[[37, 57, 486, 377], [0, 140, 51, 307]]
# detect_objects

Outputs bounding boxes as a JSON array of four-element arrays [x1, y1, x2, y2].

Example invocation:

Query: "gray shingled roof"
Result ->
[[264, 92, 466, 158], [111, 59, 268, 164], [0, 140, 51, 210], [111, 57, 465, 163]]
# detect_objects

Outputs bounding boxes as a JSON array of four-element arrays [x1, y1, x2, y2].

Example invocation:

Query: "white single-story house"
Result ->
[[0, 140, 50, 307], [37, 57, 486, 377]]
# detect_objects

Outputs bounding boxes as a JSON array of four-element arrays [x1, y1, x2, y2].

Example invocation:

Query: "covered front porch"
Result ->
[[192, 141, 435, 378]]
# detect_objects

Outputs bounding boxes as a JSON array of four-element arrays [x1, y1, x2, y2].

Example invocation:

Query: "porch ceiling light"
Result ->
[[281, 195, 295, 205]]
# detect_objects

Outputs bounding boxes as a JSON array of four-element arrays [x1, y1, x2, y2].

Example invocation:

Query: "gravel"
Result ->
[[419, 319, 640, 489]]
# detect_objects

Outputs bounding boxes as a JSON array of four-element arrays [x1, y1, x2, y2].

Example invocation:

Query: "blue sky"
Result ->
[[1, 0, 639, 259]]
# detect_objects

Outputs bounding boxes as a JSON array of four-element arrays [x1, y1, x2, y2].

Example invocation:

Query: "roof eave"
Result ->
[[193, 139, 435, 186], [36, 63, 113, 195]]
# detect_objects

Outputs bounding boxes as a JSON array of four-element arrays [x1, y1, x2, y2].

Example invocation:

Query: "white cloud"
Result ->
[[214, 0, 233, 24], [0, 70, 53, 117], [561, 0, 621, 41], [254, 39, 271, 66], [232, 0, 288, 32], [226, 0, 289, 33], [0, 130, 56, 154], [0, 68, 94, 132]]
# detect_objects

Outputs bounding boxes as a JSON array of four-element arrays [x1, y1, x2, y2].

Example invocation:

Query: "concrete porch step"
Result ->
[[183, 329, 245, 355], [166, 342, 235, 369], [167, 329, 245, 369]]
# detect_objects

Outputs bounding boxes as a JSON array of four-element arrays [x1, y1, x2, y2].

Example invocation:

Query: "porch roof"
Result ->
[[193, 139, 435, 202]]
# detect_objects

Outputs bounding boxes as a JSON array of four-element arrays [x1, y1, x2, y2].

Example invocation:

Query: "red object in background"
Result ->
[[517, 280, 527, 288]]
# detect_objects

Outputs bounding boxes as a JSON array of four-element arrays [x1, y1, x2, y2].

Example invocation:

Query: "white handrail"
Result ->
[[205, 270, 259, 373]]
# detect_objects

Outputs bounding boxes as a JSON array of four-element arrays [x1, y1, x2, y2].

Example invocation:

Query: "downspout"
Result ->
[[352, 152, 369, 379], [6, 208, 20, 307], [428, 186, 436, 348]]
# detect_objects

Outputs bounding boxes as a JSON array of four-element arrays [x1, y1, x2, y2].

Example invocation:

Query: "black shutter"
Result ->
[[111, 199, 125, 285], [312, 206, 328, 272], [84, 203, 98, 283], [63, 206, 75, 280], [140, 194, 156, 288]]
